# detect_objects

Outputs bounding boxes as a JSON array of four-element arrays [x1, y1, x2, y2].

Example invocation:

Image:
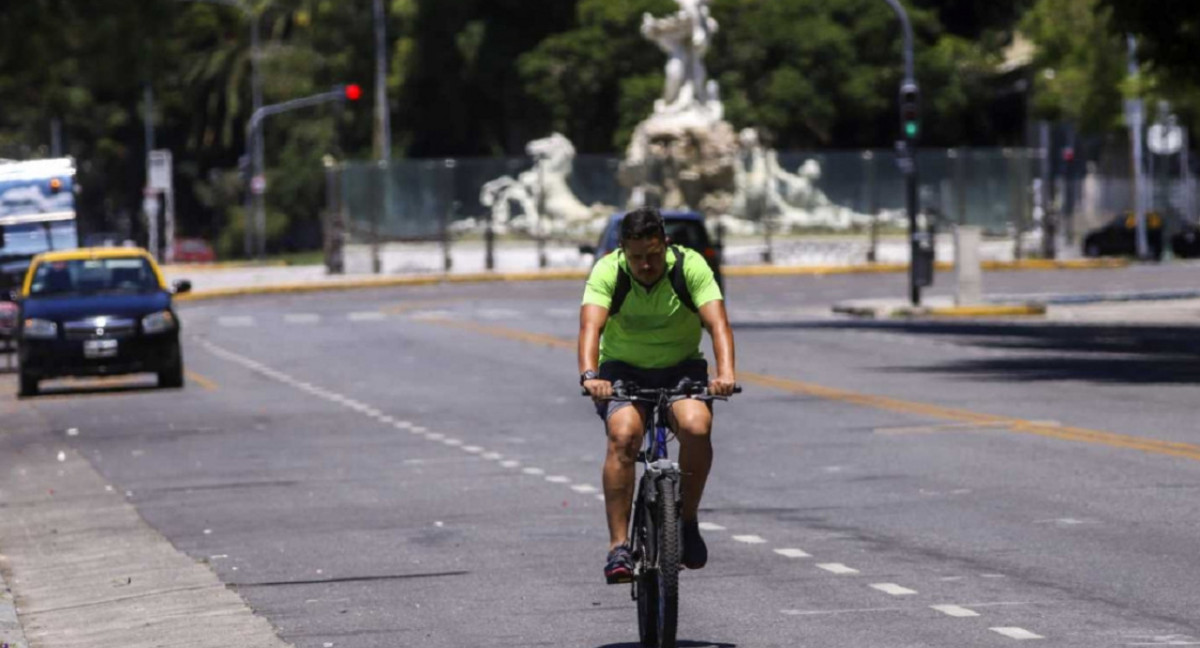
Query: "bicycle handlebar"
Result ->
[[580, 380, 742, 400]]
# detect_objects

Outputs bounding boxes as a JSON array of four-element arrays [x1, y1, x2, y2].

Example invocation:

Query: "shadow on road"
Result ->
[[24, 381, 166, 400], [739, 319, 1200, 384], [597, 641, 736, 648]]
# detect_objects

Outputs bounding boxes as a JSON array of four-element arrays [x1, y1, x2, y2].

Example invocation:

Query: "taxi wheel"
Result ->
[[158, 363, 184, 389], [18, 371, 38, 398]]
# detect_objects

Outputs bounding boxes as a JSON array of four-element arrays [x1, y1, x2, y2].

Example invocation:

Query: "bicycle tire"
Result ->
[[634, 479, 658, 646], [655, 476, 680, 648]]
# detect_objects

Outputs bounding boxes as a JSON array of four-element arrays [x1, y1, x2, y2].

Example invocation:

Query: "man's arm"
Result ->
[[698, 299, 736, 396], [579, 304, 612, 400]]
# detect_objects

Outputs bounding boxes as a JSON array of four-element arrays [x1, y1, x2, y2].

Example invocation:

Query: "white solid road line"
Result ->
[[773, 548, 811, 558], [930, 604, 980, 618], [870, 583, 918, 596], [732, 535, 767, 544], [990, 627, 1044, 640], [817, 563, 860, 575], [698, 522, 726, 531]]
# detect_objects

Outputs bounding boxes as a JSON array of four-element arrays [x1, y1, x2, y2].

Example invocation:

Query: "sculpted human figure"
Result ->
[[642, 0, 719, 115]]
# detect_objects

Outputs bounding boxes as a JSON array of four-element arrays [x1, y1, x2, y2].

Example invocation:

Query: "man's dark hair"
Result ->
[[619, 207, 666, 243]]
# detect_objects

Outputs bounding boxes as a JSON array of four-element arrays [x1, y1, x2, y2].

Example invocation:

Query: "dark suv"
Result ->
[[580, 211, 724, 288]]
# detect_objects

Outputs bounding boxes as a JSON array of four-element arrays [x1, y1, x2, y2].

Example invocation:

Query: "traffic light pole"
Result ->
[[246, 86, 359, 259], [883, 0, 924, 306]]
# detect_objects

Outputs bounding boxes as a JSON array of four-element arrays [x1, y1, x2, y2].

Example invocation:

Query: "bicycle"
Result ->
[[587, 378, 740, 648]]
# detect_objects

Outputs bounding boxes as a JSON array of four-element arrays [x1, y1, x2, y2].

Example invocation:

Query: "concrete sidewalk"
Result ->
[[833, 294, 1200, 324]]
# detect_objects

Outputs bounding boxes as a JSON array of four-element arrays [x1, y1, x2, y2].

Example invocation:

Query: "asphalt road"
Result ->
[[4, 267, 1200, 647]]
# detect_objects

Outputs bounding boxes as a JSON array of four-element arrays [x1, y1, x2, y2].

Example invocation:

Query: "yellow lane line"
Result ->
[[420, 318, 1200, 463], [185, 370, 219, 391]]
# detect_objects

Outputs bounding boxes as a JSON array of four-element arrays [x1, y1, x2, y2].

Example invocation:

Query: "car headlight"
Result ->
[[142, 311, 177, 335], [23, 318, 58, 339]]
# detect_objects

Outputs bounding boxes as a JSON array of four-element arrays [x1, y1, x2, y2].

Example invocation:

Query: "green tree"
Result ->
[[1018, 0, 1125, 134]]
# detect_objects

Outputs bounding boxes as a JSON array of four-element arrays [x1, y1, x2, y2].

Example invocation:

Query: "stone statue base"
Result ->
[[619, 108, 739, 215]]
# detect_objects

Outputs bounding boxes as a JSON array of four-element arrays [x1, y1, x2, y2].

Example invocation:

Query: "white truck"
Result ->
[[0, 157, 81, 341]]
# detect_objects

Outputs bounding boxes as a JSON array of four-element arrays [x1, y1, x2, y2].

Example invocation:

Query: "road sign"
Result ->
[[148, 150, 173, 191], [250, 175, 267, 195], [1148, 123, 1183, 155]]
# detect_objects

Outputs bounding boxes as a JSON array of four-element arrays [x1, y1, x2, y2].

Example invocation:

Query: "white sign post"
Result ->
[[143, 189, 161, 262], [147, 150, 174, 262]]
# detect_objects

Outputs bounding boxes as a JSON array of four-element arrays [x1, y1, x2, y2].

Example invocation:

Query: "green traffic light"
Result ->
[[905, 121, 919, 138]]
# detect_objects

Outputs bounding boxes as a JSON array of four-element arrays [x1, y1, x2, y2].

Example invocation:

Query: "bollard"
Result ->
[[955, 225, 983, 306]]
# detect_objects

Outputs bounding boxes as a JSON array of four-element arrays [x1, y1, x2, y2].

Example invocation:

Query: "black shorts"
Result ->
[[593, 359, 711, 422]]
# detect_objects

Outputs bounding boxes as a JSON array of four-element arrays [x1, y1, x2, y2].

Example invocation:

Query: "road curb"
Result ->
[[833, 302, 1047, 319], [0, 570, 30, 648], [174, 258, 1127, 303]]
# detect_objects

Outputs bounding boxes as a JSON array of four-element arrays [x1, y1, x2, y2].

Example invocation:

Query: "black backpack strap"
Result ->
[[609, 265, 632, 317], [668, 246, 698, 313]]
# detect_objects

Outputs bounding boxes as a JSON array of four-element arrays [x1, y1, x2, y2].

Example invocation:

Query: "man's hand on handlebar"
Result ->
[[709, 374, 737, 397], [584, 378, 613, 402]]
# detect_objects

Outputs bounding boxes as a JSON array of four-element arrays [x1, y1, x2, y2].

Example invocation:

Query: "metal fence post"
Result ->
[[442, 159, 456, 273], [371, 161, 384, 274], [864, 150, 878, 263]]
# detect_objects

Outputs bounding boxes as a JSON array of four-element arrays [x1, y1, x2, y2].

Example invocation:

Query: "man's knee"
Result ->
[[607, 410, 644, 459], [672, 404, 712, 440]]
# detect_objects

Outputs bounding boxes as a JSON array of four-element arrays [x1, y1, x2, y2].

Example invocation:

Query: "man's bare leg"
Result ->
[[603, 405, 646, 549], [670, 399, 713, 522]]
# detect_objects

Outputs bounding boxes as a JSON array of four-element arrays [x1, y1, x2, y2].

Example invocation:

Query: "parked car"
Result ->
[[580, 210, 724, 288], [171, 238, 216, 263], [1082, 212, 1200, 260], [15, 247, 191, 396]]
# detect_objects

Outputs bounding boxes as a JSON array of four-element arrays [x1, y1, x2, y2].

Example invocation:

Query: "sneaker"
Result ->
[[605, 544, 634, 584], [681, 520, 707, 570]]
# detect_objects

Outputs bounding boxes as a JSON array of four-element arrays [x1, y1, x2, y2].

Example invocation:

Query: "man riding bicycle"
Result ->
[[578, 207, 737, 583]]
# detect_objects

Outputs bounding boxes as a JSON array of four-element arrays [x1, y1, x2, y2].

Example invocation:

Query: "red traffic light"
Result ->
[[343, 84, 362, 101]]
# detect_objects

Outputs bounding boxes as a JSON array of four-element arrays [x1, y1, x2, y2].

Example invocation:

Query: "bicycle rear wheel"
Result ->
[[654, 476, 680, 648]]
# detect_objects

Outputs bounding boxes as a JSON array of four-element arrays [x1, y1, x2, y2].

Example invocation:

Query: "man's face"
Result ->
[[621, 235, 667, 285]]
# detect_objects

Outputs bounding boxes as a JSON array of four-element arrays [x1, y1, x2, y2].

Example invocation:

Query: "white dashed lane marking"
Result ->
[[571, 485, 599, 494], [870, 583, 917, 596], [990, 627, 1044, 640], [284, 313, 320, 324], [698, 522, 726, 531], [522, 467, 545, 476], [217, 316, 255, 327], [817, 563, 860, 575], [773, 548, 810, 559], [347, 311, 386, 322], [732, 535, 767, 544], [545, 475, 570, 484], [931, 604, 980, 618]]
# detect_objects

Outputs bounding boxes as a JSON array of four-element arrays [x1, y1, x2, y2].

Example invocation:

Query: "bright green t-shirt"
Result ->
[[582, 247, 723, 369]]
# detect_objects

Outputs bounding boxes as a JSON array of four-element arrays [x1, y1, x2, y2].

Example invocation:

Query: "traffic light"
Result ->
[[340, 84, 362, 102], [899, 83, 920, 140]]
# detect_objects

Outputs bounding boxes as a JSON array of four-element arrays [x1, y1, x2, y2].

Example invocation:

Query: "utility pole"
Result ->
[[373, 0, 391, 163]]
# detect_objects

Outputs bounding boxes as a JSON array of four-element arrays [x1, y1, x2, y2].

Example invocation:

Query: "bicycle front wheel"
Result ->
[[654, 476, 680, 648]]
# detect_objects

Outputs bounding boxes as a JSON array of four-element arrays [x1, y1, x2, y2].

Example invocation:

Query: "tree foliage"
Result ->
[[1, 0, 1194, 256]]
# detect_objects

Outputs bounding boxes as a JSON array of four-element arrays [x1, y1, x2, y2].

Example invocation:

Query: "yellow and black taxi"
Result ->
[[15, 247, 191, 396]]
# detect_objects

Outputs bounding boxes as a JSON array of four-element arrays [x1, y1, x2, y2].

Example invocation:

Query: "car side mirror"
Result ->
[[172, 279, 192, 295], [578, 244, 596, 256]]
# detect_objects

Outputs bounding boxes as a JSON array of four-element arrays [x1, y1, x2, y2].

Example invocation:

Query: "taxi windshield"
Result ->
[[29, 257, 160, 297]]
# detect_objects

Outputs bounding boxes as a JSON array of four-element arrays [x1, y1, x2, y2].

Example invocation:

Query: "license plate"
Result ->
[[84, 339, 118, 359]]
